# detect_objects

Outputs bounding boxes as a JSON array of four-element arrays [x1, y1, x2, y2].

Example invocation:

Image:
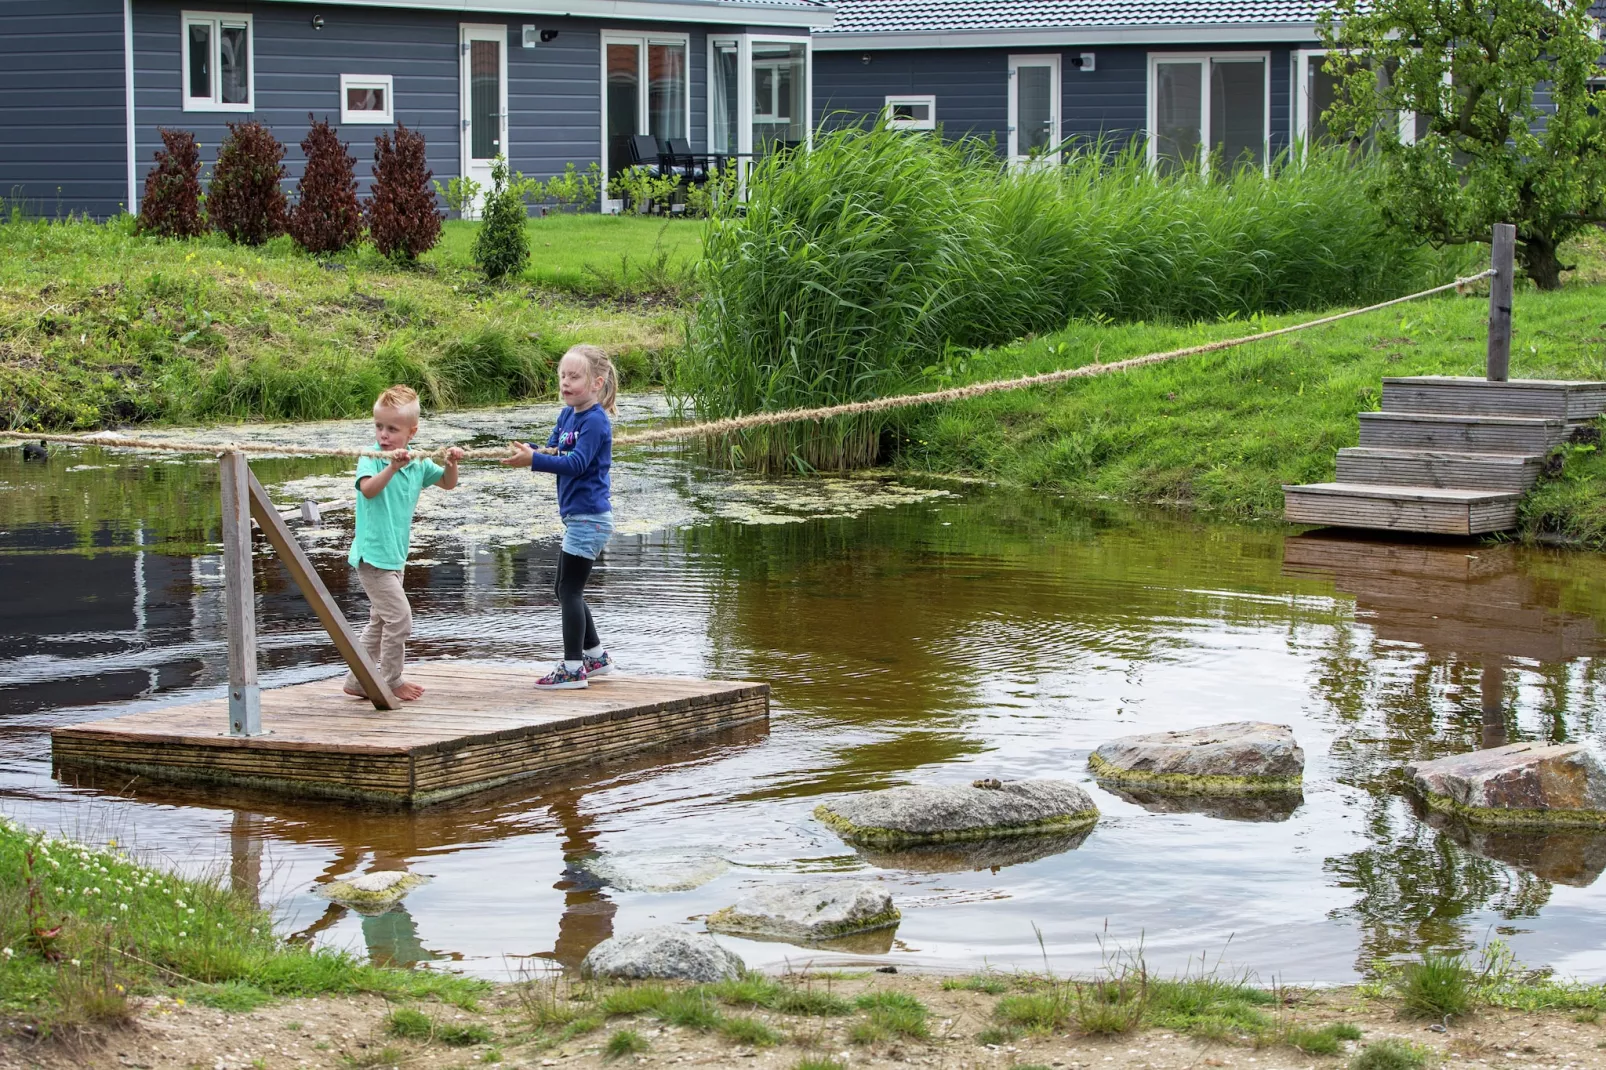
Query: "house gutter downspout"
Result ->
[[124, 0, 138, 216]]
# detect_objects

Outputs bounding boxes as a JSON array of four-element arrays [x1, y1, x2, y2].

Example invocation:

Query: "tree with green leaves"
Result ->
[[1319, 0, 1606, 289], [472, 155, 530, 282]]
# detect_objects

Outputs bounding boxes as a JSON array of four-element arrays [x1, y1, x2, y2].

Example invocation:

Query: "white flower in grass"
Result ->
[[178, 931, 187, 938], [2, 947, 13, 958], [175, 900, 186, 909], [119, 903, 129, 911], [69, 958, 80, 967], [186, 907, 195, 914]]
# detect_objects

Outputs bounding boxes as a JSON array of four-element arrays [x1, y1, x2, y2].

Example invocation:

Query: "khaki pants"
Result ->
[[344, 562, 410, 691]]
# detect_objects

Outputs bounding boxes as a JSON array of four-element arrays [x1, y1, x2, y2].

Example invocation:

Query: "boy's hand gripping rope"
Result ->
[[0, 270, 1493, 462]]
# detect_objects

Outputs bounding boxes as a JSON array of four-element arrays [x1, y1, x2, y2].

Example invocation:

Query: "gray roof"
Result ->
[[820, 0, 1331, 34]]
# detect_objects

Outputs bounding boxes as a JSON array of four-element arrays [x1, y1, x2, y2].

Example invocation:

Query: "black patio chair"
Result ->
[[662, 137, 709, 185], [626, 134, 668, 174]]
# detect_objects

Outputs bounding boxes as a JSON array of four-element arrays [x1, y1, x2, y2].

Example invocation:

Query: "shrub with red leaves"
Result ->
[[138, 129, 206, 238], [366, 124, 442, 260], [289, 115, 362, 254], [208, 120, 288, 245]]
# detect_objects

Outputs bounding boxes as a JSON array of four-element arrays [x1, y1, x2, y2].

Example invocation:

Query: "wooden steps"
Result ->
[[1284, 375, 1606, 536], [1283, 483, 1523, 535]]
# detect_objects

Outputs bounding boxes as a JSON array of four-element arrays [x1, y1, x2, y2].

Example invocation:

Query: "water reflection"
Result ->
[[5, 442, 1606, 980]]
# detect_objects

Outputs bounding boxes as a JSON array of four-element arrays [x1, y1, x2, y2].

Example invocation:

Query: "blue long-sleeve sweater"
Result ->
[[529, 405, 612, 517]]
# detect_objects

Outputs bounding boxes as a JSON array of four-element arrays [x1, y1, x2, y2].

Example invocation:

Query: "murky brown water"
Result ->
[[3, 405, 1606, 982]]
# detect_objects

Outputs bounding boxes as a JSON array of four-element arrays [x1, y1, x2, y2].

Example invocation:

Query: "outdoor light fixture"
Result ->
[[541, 28, 559, 42], [1070, 52, 1095, 71], [525, 25, 559, 45], [861, 53, 872, 64], [311, 13, 325, 29]]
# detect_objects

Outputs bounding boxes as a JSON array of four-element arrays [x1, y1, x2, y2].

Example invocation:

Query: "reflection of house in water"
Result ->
[[1282, 531, 1606, 886]]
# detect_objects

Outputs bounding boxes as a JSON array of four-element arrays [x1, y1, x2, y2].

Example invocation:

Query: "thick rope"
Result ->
[[1, 270, 1491, 461]]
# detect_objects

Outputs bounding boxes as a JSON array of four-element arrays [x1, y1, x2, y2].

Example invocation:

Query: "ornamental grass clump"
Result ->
[[138, 128, 206, 239], [207, 120, 288, 245], [289, 115, 363, 254], [676, 123, 1450, 473]]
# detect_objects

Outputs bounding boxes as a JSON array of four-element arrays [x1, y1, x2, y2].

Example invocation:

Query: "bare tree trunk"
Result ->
[[1519, 234, 1564, 291]]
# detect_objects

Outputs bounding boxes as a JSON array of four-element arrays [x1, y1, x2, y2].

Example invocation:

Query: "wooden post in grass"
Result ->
[[245, 468, 399, 711], [219, 450, 262, 737], [1487, 223, 1515, 382]]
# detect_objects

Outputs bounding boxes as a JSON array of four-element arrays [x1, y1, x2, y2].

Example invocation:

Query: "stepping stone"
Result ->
[[579, 851, 729, 892], [708, 880, 899, 943], [814, 779, 1099, 847], [315, 870, 429, 914], [580, 926, 744, 983], [1405, 742, 1606, 827], [1089, 721, 1304, 794]]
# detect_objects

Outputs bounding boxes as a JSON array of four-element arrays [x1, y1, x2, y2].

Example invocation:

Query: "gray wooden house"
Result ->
[[0, 0, 830, 219], [812, 0, 1606, 168]]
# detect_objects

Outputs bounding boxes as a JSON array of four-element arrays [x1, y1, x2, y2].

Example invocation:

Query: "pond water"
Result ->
[[3, 402, 1605, 984]]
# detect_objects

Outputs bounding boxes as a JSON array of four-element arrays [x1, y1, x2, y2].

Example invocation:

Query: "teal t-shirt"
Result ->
[[347, 447, 446, 571]]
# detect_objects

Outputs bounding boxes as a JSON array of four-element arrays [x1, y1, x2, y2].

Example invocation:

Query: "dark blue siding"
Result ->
[[126, 0, 733, 216], [817, 42, 1307, 159], [0, 0, 128, 218]]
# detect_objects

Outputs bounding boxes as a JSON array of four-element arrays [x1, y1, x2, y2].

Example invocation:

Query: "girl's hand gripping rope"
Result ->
[[501, 441, 536, 468]]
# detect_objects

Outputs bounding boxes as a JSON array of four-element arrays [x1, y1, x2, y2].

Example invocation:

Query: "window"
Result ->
[[1147, 52, 1268, 173], [182, 11, 252, 112], [340, 75, 394, 124], [753, 41, 807, 154], [1294, 50, 1431, 149], [884, 95, 936, 130]]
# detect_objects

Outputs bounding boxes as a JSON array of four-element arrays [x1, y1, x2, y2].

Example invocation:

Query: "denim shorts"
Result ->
[[561, 511, 614, 560]]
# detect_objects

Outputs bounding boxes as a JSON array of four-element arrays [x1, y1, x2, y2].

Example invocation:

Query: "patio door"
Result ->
[[600, 32, 689, 212], [1008, 54, 1060, 166], [459, 24, 507, 219]]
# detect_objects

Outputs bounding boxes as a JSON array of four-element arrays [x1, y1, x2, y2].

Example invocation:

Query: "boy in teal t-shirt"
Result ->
[[343, 385, 463, 702]]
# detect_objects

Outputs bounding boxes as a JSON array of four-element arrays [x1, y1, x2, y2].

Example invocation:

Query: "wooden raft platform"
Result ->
[[51, 663, 770, 806]]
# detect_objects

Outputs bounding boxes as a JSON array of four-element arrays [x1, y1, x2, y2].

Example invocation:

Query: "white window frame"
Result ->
[[1294, 48, 1424, 147], [599, 30, 694, 212], [1146, 50, 1271, 173], [339, 74, 394, 125], [1007, 53, 1062, 166], [181, 10, 254, 113], [884, 94, 936, 130], [701, 33, 813, 196]]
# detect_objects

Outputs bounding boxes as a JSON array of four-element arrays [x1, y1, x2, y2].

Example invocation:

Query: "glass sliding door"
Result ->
[[752, 41, 806, 155], [601, 33, 689, 208], [710, 39, 739, 155], [648, 42, 687, 141], [606, 41, 642, 183], [1153, 60, 1203, 174], [1210, 58, 1265, 170]]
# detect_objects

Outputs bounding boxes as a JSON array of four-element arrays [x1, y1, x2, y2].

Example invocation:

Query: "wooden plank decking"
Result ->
[[51, 663, 770, 807]]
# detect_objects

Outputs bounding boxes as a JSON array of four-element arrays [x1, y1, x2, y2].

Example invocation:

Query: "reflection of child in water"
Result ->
[[501, 345, 619, 691]]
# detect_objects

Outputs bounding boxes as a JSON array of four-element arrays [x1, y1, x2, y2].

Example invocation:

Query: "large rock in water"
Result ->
[[814, 779, 1098, 846], [1089, 722, 1304, 794], [580, 926, 744, 983], [315, 870, 429, 915], [708, 881, 899, 943], [1405, 742, 1606, 827]]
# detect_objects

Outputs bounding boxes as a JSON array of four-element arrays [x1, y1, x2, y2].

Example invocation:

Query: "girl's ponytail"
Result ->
[[566, 343, 619, 416]]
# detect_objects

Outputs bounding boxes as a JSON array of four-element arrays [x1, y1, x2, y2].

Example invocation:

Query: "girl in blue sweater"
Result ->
[[502, 344, 618, 690]]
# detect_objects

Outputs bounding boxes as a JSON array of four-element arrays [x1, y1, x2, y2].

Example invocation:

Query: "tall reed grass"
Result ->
[[674, 124, 1453, 472]]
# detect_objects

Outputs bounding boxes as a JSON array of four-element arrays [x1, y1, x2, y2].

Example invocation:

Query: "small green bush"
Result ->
[[438, 1020, 495, 1046], [605, 1028, 650, 1060], [385, 1007, 434, 1039], [1398, 953, 1474, 1020], [851, 990, 929, 1042], [473, 156, 531, 282], [1350, 1038, 1432, 1070], [719, 1015, 783, 1046], [1286, 1022, 1365, 1055]]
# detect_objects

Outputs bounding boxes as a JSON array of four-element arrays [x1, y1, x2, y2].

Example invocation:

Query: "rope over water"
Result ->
[[0, 270, 1493, 462]]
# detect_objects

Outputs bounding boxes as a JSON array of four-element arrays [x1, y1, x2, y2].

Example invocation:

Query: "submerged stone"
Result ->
[[579, 851, 730, 892], [1405, 742, 1606, 828], [707, 880, 900, 943], [1089, 722, 1304, 794], [814, 779, 1099, 847], [853, 827, 1093, 873], [580, 926, 744, 983], [316, 870, 429, 914]]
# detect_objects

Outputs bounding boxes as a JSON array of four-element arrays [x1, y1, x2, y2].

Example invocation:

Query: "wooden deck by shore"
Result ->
[[51, 663, 770, 806]]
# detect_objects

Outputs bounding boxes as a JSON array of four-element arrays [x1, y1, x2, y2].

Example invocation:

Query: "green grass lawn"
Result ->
[[0, 214, 688, 429], [893, 231, 1606, 544], [433, 214, 702, 295]]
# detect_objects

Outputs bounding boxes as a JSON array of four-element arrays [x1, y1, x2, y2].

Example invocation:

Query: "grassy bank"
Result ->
[[0, 817, 483, 1042], [0, 213, 694, 429], [890, 231, 1606, 542]]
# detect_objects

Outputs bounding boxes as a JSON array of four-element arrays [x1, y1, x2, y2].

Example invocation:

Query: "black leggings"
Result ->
[[556, 551, 601, 662]]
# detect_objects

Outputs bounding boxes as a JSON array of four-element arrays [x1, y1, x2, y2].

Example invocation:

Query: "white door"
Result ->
[[460, 24, 507, 218], [1008, 54, 1060, 166]]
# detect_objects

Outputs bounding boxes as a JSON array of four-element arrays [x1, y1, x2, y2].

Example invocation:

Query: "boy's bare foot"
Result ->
[[342, 685, 367, 698], [394, 680, 425, 701]]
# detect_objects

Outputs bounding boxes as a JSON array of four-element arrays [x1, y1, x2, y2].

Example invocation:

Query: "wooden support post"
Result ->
[[1480, 659, 1507, 750], [219, 450, 262, 737], [245, 468, 399, 711], [1487, 223, 1515, 383]]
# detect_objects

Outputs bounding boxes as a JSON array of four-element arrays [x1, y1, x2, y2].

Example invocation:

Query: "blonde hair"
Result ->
[[564, 344, 618, 415], [374, 384, 421, 423]]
